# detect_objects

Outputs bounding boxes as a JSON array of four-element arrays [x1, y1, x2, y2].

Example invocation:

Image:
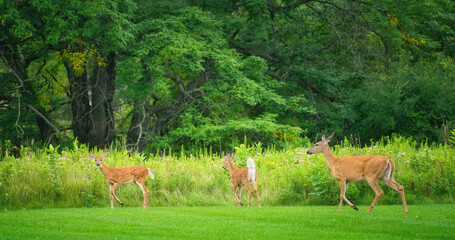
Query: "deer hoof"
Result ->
[[353, 205, 359, 211], [240, 201, 244, 206]]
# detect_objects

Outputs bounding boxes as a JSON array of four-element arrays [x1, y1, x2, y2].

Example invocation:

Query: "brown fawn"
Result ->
[[223, 154, 261, 208], [90, 152, 155, 209], [307, 134, 408, 213]]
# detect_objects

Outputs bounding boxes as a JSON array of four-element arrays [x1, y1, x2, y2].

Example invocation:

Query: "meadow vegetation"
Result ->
[[0, 135, 454, 210]]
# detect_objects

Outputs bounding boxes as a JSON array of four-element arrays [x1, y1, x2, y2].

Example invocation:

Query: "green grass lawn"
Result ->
[[0, 205, 454, 239]]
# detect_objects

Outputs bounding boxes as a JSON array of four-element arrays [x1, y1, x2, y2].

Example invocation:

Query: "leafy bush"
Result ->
[[450, 129, 455, 145]]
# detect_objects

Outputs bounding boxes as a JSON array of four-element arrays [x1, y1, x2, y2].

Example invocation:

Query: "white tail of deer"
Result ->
[[90, 152, 155, 209], [223, 154, 261, 208], [307, 134, 408, 213]]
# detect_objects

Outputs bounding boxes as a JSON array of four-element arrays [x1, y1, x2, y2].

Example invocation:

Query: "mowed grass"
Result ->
[[0, 205, 454, 239]]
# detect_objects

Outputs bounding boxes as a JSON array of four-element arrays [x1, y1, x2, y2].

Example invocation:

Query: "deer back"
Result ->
[[103, 165, 150, 184], [336, 155, 391, 182], [230, 167, 249, 185]]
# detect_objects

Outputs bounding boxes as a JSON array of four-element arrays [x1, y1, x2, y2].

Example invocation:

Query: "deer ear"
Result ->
[[232, 154, 236, 160], [89, 152, 96, 159], [101, 151, 108, 159], [326, 134, 334, 142], [321, 135, 326, 141]]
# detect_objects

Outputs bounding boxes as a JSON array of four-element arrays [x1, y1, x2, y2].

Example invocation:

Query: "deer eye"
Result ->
[[315, 144, 319, 146]]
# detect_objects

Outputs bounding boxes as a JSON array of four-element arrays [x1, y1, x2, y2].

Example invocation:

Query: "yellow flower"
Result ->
[[387, 13, 398, 25]]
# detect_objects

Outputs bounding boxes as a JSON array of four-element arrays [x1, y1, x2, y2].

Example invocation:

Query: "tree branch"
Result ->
[[27, 104, 62, 135], [46, 69, 71, 97]]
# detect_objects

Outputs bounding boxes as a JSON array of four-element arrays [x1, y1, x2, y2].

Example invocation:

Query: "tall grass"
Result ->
[[0, 135, 454, 210]]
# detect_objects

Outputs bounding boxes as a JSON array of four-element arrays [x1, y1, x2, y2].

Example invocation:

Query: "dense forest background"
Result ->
[[1, 0, 455, 155]]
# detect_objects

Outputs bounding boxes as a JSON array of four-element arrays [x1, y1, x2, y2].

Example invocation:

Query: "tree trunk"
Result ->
[[36, 113, 58, 146], [66, 62, 90, 144], [67, 52, 116, 149], [88, 52, 116, 148], [126, 101, 152, 152]]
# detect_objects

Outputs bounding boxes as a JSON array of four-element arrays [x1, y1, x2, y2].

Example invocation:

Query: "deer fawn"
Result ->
[[223, 154, 261, 208], [90, 152, 155, 209], [307, 134, 408, 213]]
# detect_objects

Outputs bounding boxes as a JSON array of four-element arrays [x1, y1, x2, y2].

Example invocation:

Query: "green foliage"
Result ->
[[349, 59, 455, 142], [115, 6, 307, 152], [2, 0, 455, 154], [165, 112, 304, 152], [450, 129, 455, 145]]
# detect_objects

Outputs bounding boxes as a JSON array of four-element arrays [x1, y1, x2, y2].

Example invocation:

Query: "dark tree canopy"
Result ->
[[1, 0, 455, 154]]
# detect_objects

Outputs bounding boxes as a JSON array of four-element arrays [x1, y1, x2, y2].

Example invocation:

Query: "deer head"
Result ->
[[223, 154, 235, 169], [90, 151, 108, 167], [307, 134, 333, 155]]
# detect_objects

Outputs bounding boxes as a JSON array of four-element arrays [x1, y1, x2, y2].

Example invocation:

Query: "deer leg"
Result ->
[[253, 178, 261, 208], [136, 181, 149, 209], [339, 179, 358, 211], [339, 182, 349, 211], [109, 184, 114, 209], [338, 180, 344, 212], [144, 185, 150, 208], [383, 177, 408, 213], [243, 179, 253, 208], [110, 183, 123, 209], [237, 185, 243, 199], [366, 178, 383, 213], [339, 197, 343, 212], [233, 185, 243, 207]]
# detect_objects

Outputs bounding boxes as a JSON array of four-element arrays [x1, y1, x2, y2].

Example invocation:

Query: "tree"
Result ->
[[189, 0, 455, 142], [2, 0, 455, 153], [0, 0, 71, 146], [118, 7, 302, 152]]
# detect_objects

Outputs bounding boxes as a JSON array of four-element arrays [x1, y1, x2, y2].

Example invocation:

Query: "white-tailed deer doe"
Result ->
[[307, 134, 408, 213], [90, 152, 155, 209], [223, 154, 261, 208]]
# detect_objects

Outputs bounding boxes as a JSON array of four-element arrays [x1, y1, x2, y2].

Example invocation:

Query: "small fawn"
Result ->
[[223, 154, 261, 208], [90, 152, 155, 209]]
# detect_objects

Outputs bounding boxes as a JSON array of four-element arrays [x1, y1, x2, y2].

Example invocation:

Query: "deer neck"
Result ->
[[99, 162, 111, 177], [227, 161, 237, 175], [322, 146, 338, 170]]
